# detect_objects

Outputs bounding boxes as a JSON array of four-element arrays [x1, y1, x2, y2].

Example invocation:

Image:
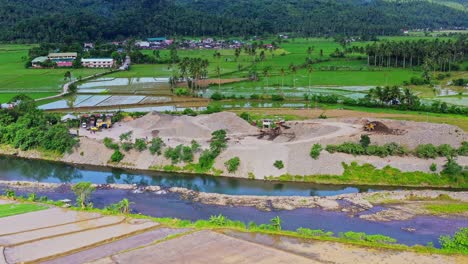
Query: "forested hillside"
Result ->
[[0, 0, 466, 42]]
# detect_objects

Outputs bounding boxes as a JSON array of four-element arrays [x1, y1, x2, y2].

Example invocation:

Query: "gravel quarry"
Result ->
[[54, 111, 468, 179]]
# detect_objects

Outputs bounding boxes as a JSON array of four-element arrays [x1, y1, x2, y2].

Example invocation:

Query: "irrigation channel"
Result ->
[[0, 155, 466, 247]]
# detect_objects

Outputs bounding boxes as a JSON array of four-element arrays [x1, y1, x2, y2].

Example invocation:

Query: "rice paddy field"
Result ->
[[0, 35, 466, 108]]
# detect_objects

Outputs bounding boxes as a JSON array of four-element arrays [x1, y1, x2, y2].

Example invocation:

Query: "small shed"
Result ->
[[61, 114, 78, 122]]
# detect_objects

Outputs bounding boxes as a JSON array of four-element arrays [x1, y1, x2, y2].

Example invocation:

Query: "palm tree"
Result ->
[[215, 66, 221, 91], [289, 63, 297, 88], [280, 67, 285, 90]]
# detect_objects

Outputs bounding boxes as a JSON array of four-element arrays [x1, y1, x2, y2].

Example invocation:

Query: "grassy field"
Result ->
[[0, 203, 47, 218], [425, 203, 468, 214], [0, 44, 109, 103]]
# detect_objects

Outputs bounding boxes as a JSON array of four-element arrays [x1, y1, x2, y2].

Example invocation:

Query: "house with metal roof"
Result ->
[[147, 37, 167, 42], [81, 58, 114, 68], [31, 56, 48, 68]]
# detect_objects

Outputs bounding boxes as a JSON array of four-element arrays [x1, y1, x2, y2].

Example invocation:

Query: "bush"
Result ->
[[134, 138, 147, 152], [250, 94, 261, 100], [274, 160, 284, 169], [119, 131, 133, 142], [430, 163, 437, 172], [175, 88, 189, 96], [111, 150, 125, 163], [182, 108, 197, 116], [121, 142, 134, 152], [359, 135, 370, 148], [199, 150, 216, 169], [149, 137, 164, 155], [271, 94, 284, 101], [225, 157, 240, 172], [439, 227, 468, 253], [437, 144, 456, 158], [310, 144, 322, 159], [339, 231, 396, 244], [164, 145, 183, 163], [103, 137, 119, 150], [459, 142, 468, 156], [441, 158, 463, 177], [181, 146, 194, 162], [190, 140, 201, 152], [210, 92, 224, 100], [415, 144, 438, 159], [240, 112, 250, 121]]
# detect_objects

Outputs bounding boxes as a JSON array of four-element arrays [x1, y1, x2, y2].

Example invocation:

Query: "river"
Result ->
[[0, 155, 466, 247]]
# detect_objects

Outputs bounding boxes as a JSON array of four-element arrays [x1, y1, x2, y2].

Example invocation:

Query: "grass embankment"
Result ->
[[266, 162, 467, 188], [0, 203, 47, 218], [425, 203, 468, 214]]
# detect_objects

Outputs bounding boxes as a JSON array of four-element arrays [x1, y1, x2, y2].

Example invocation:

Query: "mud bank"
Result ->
[[2, 180, 467, 222]]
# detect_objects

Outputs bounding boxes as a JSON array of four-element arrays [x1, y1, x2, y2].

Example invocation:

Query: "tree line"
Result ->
[[0, 0, 467, 42], [352, 37, 468, 71]]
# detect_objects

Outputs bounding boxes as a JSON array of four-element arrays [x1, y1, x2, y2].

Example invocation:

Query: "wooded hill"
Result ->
[[0, 0, 466, 42]]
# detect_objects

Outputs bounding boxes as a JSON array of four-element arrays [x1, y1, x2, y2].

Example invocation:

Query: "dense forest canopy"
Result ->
[[0, 0, 466, 42]]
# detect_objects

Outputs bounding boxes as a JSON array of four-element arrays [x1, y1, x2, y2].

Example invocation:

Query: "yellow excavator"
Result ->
[[364, 121, 376, 131]]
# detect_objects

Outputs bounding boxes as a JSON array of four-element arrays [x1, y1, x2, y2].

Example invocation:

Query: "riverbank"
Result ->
[[1, 180, 467, 221], [0, 198, 466, 263]]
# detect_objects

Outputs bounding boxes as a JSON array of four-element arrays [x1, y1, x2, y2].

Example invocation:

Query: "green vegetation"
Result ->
[[439, 228, 468, 254], [326, 142, 408, 158], [0, 97, 77, 154], [309, 144, 323, 160], [274, 160, 284, 169], [266, 162, 467, 188], [105, 198, 132, 214], [103, 137, 119, 150], [425, 203, 468, 214], [149, 137, 164, 155], [121, 142, 133, 152], [0, 203, 47, 218], [134, 138, 147, 152], [1, 1, 466, 42], [339, 231, 397, 244], [71, 182, 95, 209], [110, 150, 125, 163], [225, 157, 240, 173], [164, 144, 194, 164]]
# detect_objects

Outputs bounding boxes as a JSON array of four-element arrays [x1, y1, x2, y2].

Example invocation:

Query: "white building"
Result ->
[[81, 58, 114, 68], [136, 41, 150, 48]]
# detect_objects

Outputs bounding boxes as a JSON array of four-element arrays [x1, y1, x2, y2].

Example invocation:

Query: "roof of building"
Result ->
[[147, 37, 167, 42], [48, 52, 78, 57], [82, 58, 114, 62], [31, 56, 48, 63]]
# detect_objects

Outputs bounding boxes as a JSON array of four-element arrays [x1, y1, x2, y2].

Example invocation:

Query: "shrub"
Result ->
[[182, 108, 197, 116], [134, 138, 147, 152], [439, 227, 468, 253], [210, 92, 224, 100], [430, 163, 437, 172], [250, 94, 260, 100], [225, 157, 240, 172], [119, 131, 133, 142], [274, 160, 284, 169], [271, 94, 284, 101], [121, 142, 134, 152], [190, 140, 201, 152], [459, 142, 468, 156], [415, 144, 438, 159], [437, 144, 456, 158], [199, 150, 216, 169], [181, 146, 194, 162], [310, 144, 322, 159], [240, 112, 250, 121], [339, 231, 396, 244], [441, 158, 463, 177], [318, 113, 328, 119], [175, 88, 189, 96], [164, 145, 183, 163], [111, 150, 125, 163], [149, 137, 164, 155], [359, 135, 370, 148], [103, 137, 119, 150]]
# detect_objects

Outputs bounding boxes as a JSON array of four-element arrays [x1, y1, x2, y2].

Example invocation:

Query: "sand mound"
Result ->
[[195, 112, 258, 135]]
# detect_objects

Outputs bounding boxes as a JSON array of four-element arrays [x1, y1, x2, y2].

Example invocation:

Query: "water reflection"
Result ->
[[0, 155, 460, 196]]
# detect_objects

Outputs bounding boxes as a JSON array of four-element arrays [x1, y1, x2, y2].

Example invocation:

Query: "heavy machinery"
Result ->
[[96, 117, 112, 129], [364, 121, 376, 131]]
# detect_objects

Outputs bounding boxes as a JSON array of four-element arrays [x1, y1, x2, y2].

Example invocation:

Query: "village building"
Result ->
[[47, 52, 78, 67], [136, 41, 150, 48], [81, 58, 114, 68], [31, 56, 48, 68]]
